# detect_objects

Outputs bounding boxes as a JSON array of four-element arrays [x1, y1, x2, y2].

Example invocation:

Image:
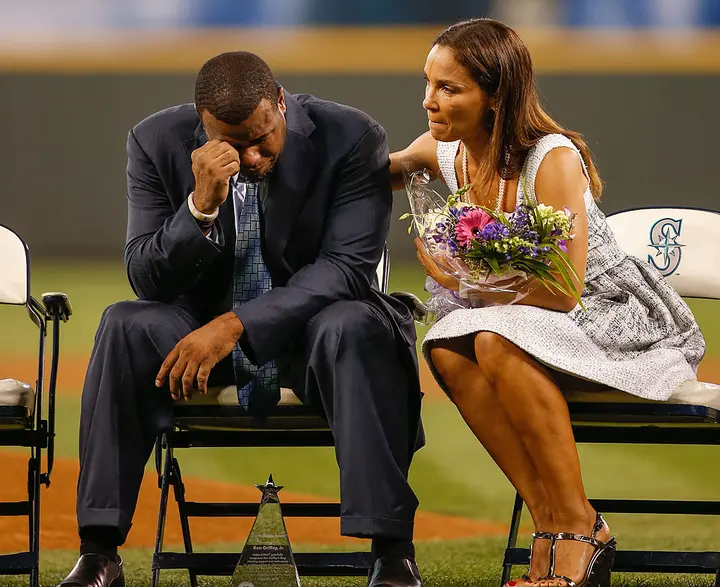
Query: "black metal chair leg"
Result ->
[[171, 457, 198, 587], [155, 437, 163, 488], [501, 492, 525, 586], [28, 455, 41, 587], [152, 434, 172, 587]]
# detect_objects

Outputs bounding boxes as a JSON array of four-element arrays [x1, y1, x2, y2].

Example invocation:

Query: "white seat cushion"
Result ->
[[563, 379, 720, 411], [177, 386, 303, 406], [0, 378, 35, 416]]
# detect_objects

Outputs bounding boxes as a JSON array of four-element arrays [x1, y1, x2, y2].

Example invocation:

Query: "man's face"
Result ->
[[200, 90, 287, 182]]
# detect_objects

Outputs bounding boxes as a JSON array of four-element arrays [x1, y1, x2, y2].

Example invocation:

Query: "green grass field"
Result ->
[[1, 260, 719, 586]]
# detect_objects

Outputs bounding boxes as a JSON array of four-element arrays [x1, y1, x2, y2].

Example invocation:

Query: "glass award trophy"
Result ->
[[229, 475, 301, 587]]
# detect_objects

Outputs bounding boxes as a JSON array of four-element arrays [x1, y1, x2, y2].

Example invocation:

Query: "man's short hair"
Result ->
[[194, 51, 278, 125]]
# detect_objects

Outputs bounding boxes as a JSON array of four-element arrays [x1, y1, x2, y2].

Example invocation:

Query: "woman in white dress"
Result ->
[[390, 18, 705, 587]]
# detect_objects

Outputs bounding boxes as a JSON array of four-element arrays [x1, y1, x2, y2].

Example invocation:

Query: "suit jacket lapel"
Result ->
[[264, 94, 316, 270]]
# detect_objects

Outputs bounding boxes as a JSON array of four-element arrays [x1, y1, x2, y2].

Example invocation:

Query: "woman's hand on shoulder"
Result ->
[[390, 131, 439, 191]]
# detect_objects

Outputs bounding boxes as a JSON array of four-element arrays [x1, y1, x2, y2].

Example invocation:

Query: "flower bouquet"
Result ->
[[401, 169, 584, 321]]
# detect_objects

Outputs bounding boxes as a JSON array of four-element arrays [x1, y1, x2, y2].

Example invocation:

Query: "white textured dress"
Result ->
[[423, 134, 705, 401]]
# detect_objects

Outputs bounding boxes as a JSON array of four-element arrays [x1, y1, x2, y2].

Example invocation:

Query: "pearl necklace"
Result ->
[[462, 142, 505, 212]]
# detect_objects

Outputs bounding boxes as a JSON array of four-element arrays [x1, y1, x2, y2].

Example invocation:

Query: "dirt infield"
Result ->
[[0, 451, 513, 551]]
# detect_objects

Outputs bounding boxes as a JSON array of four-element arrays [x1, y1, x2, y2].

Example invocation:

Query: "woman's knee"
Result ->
[[473, 332, 513, 380], [473, 331, 508, 360], [428, 341, 475, 401]]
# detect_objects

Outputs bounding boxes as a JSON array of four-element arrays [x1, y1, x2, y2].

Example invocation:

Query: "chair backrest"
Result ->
[[376, 245, 390, 294], [0, 224, 29, 305], [606, 207, 720, 300]]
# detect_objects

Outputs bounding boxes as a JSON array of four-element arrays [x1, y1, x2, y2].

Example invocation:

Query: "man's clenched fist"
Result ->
[[191, 139, 241, 214]]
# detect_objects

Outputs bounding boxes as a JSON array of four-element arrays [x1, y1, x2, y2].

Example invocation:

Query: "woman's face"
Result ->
[[423, 44, 494, 142]]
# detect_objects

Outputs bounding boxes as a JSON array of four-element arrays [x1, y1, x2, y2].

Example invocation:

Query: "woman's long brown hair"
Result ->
[[435, 18, 603, 199]]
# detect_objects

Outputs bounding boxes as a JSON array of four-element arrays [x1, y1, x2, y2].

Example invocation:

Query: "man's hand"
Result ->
[[156, 312, 244, 401], [191, 139, 241, 214]]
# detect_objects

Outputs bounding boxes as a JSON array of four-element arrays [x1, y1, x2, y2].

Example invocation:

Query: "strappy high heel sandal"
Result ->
[[543, 513, 616, 587], [504, 531, 554, 586]]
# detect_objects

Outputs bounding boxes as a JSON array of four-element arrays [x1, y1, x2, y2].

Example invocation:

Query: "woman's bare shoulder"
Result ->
[[534, 146, 588, 207]]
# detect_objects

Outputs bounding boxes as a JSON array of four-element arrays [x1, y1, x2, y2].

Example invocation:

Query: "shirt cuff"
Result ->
[[187, 192, 220, 243], [203, 223, 220, 244], [188, 192, 219, 222]]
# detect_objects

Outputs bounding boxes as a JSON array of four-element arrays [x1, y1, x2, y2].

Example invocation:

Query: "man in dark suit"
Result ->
[[57, 52, 423, 587]]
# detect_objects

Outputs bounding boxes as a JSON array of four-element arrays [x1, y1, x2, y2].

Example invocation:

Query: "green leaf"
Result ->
[[542, 248, 585, 309], [485, 257, 501, 273], [547, 244, 583, 284]]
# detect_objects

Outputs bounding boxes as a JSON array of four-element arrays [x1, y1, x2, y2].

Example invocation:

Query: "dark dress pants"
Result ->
[[77, 298, 420, 544]]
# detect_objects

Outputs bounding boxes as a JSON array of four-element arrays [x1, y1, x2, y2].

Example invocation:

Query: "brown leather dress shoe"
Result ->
[[57, 554, 124, 587], [368, 556, 422, 587]]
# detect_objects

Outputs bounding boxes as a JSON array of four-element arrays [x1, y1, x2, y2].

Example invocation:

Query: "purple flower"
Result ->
[[479, 222, 510, 241], [558, 240, 568, 253], [511, 206, 532, 229]]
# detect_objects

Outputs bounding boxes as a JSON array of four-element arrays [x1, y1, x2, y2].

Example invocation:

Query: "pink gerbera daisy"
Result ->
[[455, 209, 495, 246]]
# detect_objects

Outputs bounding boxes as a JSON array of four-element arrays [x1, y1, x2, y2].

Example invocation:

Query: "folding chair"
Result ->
[[152, 248, 396, 586], [501, 207, 720, 585], [0, 224, 72, 587]]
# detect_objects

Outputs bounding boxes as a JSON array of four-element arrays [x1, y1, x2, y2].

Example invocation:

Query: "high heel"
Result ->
[[544, 513, 616, 587], [504, 531, 553, 586]]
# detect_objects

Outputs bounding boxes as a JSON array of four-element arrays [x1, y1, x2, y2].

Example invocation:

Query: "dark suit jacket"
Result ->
[[123, 92, 417, 382]]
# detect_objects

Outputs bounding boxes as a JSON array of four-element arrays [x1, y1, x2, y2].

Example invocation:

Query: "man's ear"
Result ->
[[277, 87, 287, 116]]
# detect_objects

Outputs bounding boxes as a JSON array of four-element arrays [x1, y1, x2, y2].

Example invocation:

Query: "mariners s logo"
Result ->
[[648, 218, 684, 276]]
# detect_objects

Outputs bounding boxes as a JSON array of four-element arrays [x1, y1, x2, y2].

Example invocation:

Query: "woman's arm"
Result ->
[[520, 147, 589, 311], [389, 131, 440, 191]]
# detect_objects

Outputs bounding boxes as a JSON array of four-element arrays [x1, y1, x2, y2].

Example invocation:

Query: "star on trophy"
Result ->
[[229, 475, 301, 587]]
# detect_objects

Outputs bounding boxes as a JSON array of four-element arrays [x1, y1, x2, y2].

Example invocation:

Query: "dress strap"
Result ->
[[517, 134, 589, 206], [436, 140, 461, 194]]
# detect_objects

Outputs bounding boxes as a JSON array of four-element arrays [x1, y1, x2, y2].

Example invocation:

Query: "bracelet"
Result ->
[[188, 193, 219, 222]]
